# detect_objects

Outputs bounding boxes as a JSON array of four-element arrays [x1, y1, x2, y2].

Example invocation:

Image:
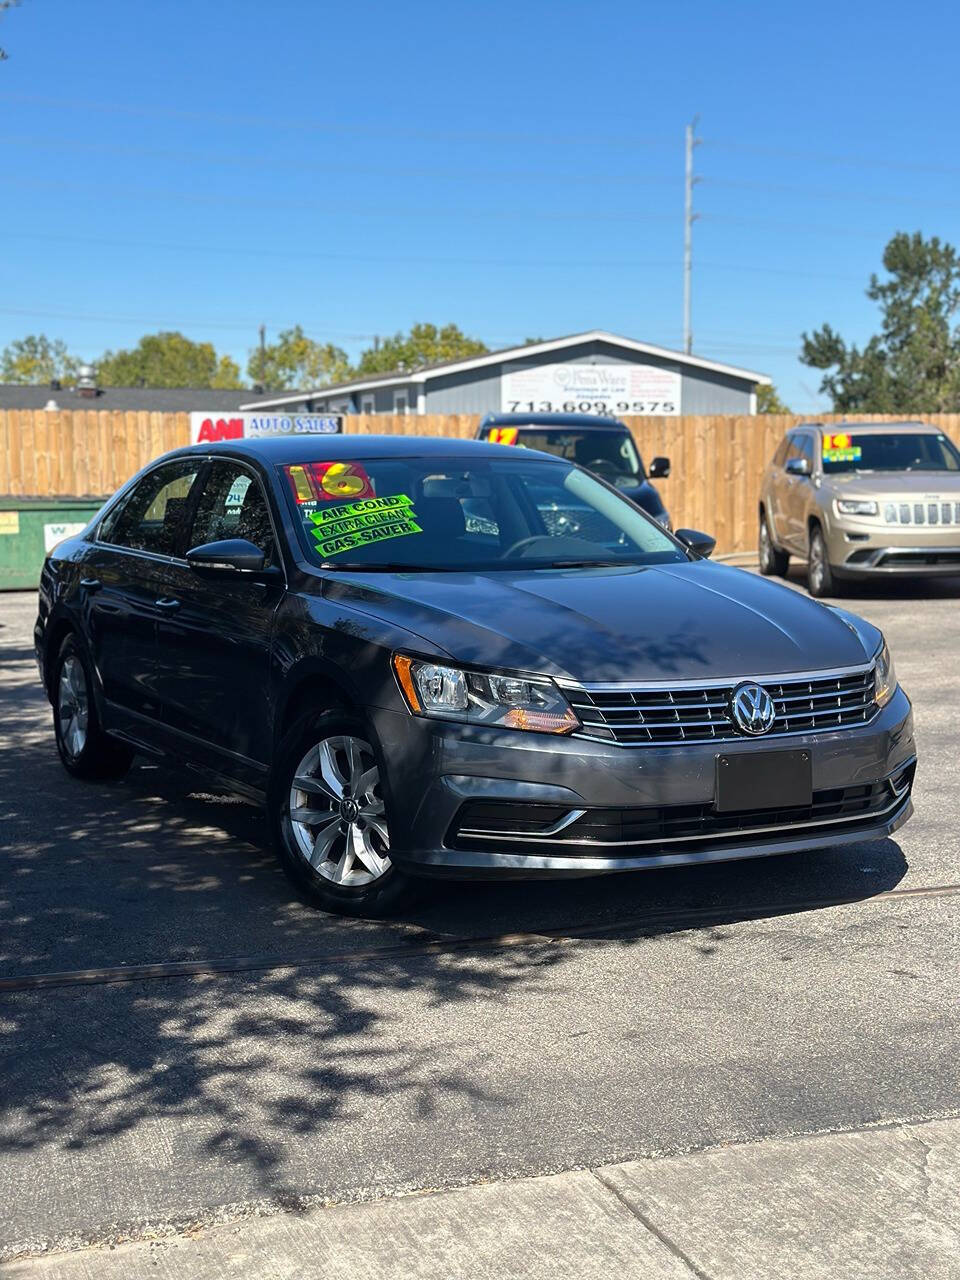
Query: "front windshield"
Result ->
[[821, 431, 960, 474], [489, 428, 643, 486], [280, 454, 684, 571]]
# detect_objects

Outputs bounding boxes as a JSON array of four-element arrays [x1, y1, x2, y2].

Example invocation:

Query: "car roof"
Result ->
[[480, 412, 628, 430], [171, 433, 564, 465], [793, 421, 937, 436]]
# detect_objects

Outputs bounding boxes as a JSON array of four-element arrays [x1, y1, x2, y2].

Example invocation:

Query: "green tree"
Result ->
[[356, 322, 488, 376], [96, 332, 244, 388], [1, 334, 80, 384], [756, 383, 791, 414], [247, 326, 351, 391], [801, 231, 960, 412]]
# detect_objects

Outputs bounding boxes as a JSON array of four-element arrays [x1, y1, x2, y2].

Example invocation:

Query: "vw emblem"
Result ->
[[730, 681, 776, 736]]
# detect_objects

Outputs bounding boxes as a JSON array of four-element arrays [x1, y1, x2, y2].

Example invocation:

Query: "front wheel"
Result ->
[[53, 635, 134, 780], [807, 526, 840, 597], [268, 712, 418, 917], [758, 512, 789, 576]]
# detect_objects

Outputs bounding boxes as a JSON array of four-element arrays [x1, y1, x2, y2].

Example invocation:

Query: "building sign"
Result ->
[[500, 363, 681, 416], [190, 412, 343, 445]]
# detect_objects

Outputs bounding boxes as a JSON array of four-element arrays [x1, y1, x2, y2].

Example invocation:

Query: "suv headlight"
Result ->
[[873, 639, 897, 707], [836, 499, 878, 516], [393, 655, 580, 734]]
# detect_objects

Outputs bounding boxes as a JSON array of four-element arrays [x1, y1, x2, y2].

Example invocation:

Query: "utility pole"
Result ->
[[683, 117, 701, 355], [258, 324, 266, 386]]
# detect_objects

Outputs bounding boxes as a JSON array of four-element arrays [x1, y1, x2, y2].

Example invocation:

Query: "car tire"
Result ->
[[52, 635, 134, 780], [268, 710, 419, 917], [807, 525, 840, 598], [758, 511, 789, 577]]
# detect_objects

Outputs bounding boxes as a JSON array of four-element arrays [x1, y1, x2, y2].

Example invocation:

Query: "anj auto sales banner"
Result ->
[[190, 412, 343, 444]]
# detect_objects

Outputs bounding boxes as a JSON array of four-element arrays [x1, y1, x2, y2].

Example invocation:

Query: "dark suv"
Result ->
[[36, 435, 913, 918], [477, 413, 672, 528]]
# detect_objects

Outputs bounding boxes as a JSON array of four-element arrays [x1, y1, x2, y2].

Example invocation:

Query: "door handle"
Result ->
[[154, 597, 181, 613], [80, 577, 102, 592]]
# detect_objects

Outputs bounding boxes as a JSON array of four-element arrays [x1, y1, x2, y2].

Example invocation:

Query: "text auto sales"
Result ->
[[190, 412, 343, 444]]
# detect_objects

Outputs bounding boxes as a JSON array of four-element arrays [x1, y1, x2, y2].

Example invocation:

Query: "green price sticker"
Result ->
[[309, 494, 422, 557]]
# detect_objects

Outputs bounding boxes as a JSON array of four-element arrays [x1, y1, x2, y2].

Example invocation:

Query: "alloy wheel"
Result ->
[[287, 735, 391, 886], [759, 520, 772, 570], [809, 536, 825, 593], [58, 656, 89, 759]]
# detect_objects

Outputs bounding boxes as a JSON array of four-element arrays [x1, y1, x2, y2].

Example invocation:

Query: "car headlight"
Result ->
[[393, 655, 580, 734], [836, 499, 878, 516], [873, 639, 897, 707]]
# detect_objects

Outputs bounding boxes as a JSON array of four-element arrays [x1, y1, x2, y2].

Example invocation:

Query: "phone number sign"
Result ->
[[190, 412, 343, 444], [500, 362, 681, 416]]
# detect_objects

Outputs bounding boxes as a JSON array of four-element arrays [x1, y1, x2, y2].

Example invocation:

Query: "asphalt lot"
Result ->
[[2, 571, 960, 1261]]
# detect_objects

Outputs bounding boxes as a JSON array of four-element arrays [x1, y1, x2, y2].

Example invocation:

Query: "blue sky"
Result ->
[[2, 0, 959, 408]]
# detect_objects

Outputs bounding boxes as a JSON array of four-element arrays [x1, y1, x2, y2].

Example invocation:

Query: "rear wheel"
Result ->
[[53, 636, 134, 780], [807, 525, 840, 598], [269, 712, 417, 917], [758, 511, 789, 576]]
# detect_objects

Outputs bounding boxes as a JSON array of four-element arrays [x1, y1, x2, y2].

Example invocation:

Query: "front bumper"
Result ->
[[838, 545, 960, 577], [370, 687, 916, 879], [823, 517, 960, 576]]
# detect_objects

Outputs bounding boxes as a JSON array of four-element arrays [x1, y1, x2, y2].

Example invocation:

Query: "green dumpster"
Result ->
[[0, 497, 107, 591]]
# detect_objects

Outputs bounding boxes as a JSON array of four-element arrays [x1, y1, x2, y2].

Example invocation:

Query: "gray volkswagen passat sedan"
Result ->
[[35, 436, 915, 917]]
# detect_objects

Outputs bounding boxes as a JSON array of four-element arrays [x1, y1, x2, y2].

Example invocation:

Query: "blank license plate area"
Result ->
[[715, 749, 812, 813]]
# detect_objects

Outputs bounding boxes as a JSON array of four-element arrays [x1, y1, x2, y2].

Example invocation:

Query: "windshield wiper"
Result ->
[[540, 559, 637, 569]]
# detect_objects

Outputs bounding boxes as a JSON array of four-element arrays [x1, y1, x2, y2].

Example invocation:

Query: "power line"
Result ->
[[1, 229, 869, 281], [0, 91, 677, 151]]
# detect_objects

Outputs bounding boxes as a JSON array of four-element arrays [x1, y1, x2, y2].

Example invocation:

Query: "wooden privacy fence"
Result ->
[[3, 409, 960, 555]]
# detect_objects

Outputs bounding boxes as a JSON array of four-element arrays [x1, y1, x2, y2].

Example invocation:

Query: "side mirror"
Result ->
[[675, 528, 717, 559], [648, 456, 671, 479], [186, 538, 266, 573], [785, 456, 811, 477]]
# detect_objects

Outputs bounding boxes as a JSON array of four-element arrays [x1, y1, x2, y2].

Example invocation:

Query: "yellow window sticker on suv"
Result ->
[[822, 432, 862, 463], [309, 494, 422, 557]]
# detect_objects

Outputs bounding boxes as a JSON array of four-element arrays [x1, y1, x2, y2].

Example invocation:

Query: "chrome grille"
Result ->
[[567, 666, 877, 745], [885, 500, 960, 525]]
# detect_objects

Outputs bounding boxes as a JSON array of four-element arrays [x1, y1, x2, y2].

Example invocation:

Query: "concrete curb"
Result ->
[[6, 1115, 959, 1279]]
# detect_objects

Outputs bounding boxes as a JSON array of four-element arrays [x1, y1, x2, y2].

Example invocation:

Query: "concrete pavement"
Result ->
[[2, 571, 960, 1270], [6, 1115, 959, 1279]]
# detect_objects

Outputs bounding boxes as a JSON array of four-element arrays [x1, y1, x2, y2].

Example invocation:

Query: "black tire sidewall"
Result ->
[[52, 635, 132, 779], [808, 527, 835, 597], [758, 514, 774, 574], [268, 710, 414, 917]]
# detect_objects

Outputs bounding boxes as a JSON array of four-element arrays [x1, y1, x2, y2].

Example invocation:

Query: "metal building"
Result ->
[[239, 330, 770, 418]]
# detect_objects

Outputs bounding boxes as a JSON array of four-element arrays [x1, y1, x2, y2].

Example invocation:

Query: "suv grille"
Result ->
[[884, 501, 960, 526], [566, 666, 877, 745]]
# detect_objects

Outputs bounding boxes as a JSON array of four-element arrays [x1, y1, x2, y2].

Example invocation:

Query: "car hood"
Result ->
[[324, 560, 874, 684], [822, 473, 960, 497]]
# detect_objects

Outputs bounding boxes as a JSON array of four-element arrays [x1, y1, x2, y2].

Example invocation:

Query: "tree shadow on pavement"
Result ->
[[0, 598, 911, 1252]]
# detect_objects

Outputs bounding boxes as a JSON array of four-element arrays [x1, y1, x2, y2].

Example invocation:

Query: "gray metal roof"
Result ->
[[241, 329, 772, 410], [0, 385, 271, 412]]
